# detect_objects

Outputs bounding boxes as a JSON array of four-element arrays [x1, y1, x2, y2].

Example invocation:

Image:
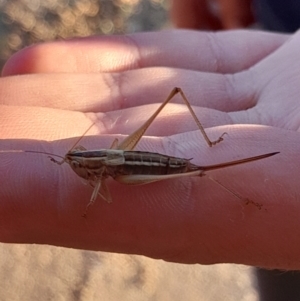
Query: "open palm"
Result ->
[[0, 30, 299, 270]]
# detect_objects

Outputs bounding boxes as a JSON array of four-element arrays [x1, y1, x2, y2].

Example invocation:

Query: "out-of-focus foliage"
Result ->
[[0, 0, 169, 70]]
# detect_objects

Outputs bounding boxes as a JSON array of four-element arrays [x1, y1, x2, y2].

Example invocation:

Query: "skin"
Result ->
[[0, 29, 300, 269]]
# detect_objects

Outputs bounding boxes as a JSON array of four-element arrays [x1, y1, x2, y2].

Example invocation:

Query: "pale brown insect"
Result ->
[[26, 87, 278, 216]]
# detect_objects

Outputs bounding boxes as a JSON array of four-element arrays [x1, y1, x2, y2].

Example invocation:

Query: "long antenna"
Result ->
[[24, 150, 65, 160], [68, 122, 95, 151]]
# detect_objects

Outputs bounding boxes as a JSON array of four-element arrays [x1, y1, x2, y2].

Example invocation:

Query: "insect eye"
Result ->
[[71, 160, 81, 169]]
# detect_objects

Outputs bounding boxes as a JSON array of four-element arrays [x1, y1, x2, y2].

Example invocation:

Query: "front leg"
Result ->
[[83, 179, 102, 217]]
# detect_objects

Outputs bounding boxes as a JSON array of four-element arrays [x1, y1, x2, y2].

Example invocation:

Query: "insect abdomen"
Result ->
[[116, 151, 196, 176]]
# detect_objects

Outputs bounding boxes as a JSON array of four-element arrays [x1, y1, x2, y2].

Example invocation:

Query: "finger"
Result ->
[[219, 0, 254, 28], [0, 102, 233, 142], [0, 73, 111, 111], [171, 0, 222, 29], [0, 125, 297, 270], [2, 31, 288, 76], [0, 105, 94, 141], [0, 67, 263, 114]]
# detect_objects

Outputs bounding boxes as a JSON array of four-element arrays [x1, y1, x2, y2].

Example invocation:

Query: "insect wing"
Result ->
[[114, 170, 202, 185]]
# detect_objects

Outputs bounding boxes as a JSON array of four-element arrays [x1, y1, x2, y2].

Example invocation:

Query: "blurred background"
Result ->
[[0, 0, 169, 70]]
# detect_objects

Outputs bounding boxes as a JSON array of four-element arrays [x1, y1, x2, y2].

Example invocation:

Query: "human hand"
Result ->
[[171, 0, 254, 29], [1, 29, 299, 269]]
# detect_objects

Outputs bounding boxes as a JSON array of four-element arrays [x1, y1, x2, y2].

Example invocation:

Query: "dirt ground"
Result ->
[[0, 243, 259, 301]]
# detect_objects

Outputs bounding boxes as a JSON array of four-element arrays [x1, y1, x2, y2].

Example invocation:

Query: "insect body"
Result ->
[[52, 147, 278, 214], [40, 87, 279, 215]]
